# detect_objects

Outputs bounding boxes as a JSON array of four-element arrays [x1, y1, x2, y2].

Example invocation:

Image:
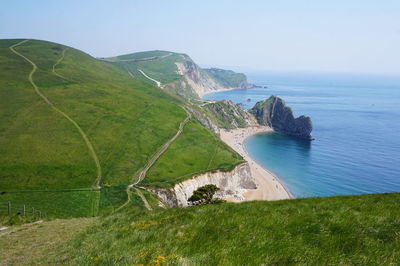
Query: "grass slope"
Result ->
[[107, 50, 185, 84], [0, 217, 95, 265], [0, 39, 186, 190], [145, 120, 243, 187], [0, 190, 99, 218], [203, 100, 250, 129], [204, 67, 249, 88], [55, 193, 400, 265], [0, 39, 243, 217]]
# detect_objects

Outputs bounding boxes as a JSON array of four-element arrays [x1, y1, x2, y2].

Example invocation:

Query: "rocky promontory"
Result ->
[[250, 96, 313, 140]]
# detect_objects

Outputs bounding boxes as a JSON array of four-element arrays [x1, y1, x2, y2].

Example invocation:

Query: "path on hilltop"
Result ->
[[101, 52, 172, 63], [10, 40, 102, 189], [52, 48, 69, 80]]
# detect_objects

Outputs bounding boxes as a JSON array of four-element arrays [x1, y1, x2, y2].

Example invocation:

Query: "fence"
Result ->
[[0, 201, 46, 218]]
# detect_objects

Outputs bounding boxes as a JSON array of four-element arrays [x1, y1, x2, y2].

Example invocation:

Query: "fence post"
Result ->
[[7, 201, 11, 215], [23, 205, 26, 215], [32, 207, 35, 217]]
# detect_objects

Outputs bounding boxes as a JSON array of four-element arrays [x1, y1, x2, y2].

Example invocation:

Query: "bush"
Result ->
[[188, 184, 225, 205]]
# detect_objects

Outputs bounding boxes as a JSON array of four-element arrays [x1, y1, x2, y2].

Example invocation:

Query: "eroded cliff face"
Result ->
[[250, 96, 313, 140], [203, 100, 258, 129], [174, 58, 226, 98], [188, 106, 220, 134], [148, 163, 257, 207]]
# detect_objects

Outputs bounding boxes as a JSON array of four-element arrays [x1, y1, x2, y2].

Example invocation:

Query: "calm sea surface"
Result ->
[[204, 72, 400, 198]]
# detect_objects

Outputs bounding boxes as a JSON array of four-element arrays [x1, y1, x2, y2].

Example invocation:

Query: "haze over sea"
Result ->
[[204, 72, 400, 198]]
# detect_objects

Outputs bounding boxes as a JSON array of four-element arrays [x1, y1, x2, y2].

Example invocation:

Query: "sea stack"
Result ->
[[250, 96, 313, 140]]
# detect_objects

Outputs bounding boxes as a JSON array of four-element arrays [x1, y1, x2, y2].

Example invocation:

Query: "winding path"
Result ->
[[52, 48, 69, 80], [132, 108, 191, 187], [9, 40, 102, 189], [135, 189, 153, 211], [138, 69, 162, 88], [115, 107, 191, 212]]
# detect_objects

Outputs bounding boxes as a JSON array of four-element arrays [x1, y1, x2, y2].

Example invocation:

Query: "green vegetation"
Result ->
[[0, 217, 95, 265], [0, 213, 38, 226], [204, 67, 250, 88], [113, 50, 171, 61], [0, 190, 99, 218], [188, 184, 224, 205], [0, 39, 243, 217], [108, 50, 186, 84], [1, 39, 186, 190], [203, 100, 250, 129], [55, 192, 400, 265], [144, 121, 244, 187]]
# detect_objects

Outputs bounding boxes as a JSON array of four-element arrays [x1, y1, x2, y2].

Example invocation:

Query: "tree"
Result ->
[[188, 184, 225, 205]]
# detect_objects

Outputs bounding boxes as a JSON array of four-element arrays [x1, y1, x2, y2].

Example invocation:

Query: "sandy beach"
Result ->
[[219, 126, 292, 201]]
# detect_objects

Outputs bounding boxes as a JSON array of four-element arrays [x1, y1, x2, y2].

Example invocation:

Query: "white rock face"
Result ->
[[150, 163, 257, 207], [175, 60, 227, 98]]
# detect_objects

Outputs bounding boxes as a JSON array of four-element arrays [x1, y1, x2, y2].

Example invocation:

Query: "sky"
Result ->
[[1, 0, 400, 75]]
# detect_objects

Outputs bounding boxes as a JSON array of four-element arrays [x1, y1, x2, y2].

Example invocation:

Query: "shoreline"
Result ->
[[219, 126, 293, 201], [197, 87, 238, 98]]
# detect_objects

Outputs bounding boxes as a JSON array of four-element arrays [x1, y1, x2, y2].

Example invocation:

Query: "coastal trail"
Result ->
[[9, 40, 102, 189], [138, 69, 163, 88], [115, 107, 191, 212]]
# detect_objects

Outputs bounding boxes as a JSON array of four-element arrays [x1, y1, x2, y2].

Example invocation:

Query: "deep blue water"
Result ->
[[204, 72, 400, 198]]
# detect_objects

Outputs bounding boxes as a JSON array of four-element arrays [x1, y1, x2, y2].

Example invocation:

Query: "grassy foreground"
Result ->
[[52, 193, 400, 265]]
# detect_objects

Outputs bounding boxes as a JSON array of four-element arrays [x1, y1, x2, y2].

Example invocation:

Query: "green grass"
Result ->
[[109, 51, 186, 84], [203, 100, 250, 129], [0, 213, 38, 226], [0, 217, 95, 265], [98, 185, 128, 215], [204, 67, 248, 88], [0, 190, 99, 218], [144, 121, 244, 187], [113, 50, 172, 61], [0, 39, 188, 190], [0, 39, 244, 218], [64, 192, 400, 265]]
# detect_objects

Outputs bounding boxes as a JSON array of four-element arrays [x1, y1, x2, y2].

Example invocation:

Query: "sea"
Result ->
[[203, 72, 400, 198]]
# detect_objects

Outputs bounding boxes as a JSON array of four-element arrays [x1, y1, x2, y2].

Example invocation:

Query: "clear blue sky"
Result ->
[[1, 0, 399, 75]]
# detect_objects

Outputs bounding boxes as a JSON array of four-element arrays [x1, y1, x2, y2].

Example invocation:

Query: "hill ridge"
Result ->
[[9, 39, 102, 189]]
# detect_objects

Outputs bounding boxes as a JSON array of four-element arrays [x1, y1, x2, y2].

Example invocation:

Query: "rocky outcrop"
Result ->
[[188, 106, 220, 134], [250, 96, 313, 140], [148, 163, 257, 207], [174, 58, 226, 98], [203, 100, 258, 129]]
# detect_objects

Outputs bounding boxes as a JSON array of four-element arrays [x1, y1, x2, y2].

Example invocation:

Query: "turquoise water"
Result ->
[[204, 72, 400, 198]]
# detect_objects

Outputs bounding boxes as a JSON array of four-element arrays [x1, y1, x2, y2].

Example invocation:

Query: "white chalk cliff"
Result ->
[[149, 163, 257, 207]]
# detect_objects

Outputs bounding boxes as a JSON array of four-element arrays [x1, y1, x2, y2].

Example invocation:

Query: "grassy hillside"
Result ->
[[204, 67, 251, 88], [3, 192, 394, 265], [0, 39, 242, 217], [144, 120, 244, 187], [107, 50, 186, 84], [1, 40, 186, 190], [0, 217, 95, 265]]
